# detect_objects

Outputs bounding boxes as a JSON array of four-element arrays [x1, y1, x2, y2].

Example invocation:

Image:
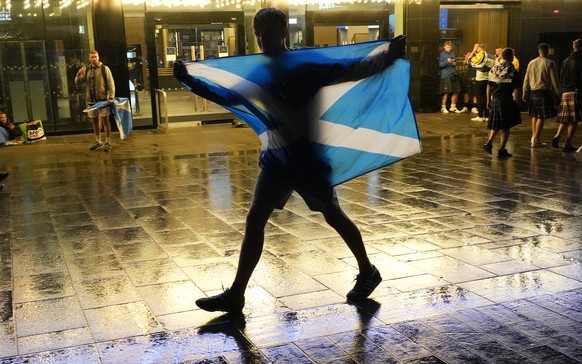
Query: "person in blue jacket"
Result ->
[[438, 41, 461, 113]]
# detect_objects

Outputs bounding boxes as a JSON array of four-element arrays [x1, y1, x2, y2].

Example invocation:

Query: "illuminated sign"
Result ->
[[0, 7, 11, 21]]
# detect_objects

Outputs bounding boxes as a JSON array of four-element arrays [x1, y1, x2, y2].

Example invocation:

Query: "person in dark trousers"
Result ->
[[552, 39, 582, 152], [483, 48, 522, 159], [75, 50, 115, 152], [180, 7, 407, 314], [467, 43, 495, 122]]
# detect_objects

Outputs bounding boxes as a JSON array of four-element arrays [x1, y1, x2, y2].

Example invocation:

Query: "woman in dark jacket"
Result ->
[[483, 48, 521, 158]]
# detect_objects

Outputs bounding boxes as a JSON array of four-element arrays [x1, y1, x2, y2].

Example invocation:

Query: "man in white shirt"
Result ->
[[522, 43, 560, 147]]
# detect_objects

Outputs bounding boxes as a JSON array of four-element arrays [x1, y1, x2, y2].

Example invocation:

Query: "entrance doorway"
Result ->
[[305, 10, 391, 47], [142, 12, 244, 126], [0, 41, 53, 125], [439, 4, 513, 110]]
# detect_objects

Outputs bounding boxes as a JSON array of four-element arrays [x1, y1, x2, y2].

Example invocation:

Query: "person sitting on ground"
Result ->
[[0, 111, 23, 143]]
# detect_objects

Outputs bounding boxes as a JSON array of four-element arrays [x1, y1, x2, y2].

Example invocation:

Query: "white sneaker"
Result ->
[[441, 108, 449, 114], [471, 107, 479, 114], [460, 107, 469, 113], [471, 116, 484, 122], [449, 107, 462, 114]]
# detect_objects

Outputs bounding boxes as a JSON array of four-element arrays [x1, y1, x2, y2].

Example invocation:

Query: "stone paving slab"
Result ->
[[0, 112, 581, 363]]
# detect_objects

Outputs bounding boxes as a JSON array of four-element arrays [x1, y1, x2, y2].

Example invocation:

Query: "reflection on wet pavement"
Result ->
[[0, 113, 581, 363]]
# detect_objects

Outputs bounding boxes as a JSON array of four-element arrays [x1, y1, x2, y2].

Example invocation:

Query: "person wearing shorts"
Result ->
[[182, 7, 407, 314], [438, 41, 461, 113], [75, 50, 115, 152]]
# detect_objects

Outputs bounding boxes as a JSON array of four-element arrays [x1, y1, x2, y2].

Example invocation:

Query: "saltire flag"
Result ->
[[175, 40, 421, 187], [84, 97, 133, 139]]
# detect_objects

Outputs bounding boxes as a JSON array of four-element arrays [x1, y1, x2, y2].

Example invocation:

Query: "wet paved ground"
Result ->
[[1, 112, 581, 363]]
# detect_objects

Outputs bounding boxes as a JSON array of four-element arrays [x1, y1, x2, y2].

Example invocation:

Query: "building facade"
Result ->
[[0, 0, 581, 135]]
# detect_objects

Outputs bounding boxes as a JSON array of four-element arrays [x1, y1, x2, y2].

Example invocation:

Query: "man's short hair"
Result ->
[[574, 39, 582, 52], [501, 47, 514, 62], [252, 7, 287, 34], [89, 50, 99, 55], [538, 43, 550, 55]]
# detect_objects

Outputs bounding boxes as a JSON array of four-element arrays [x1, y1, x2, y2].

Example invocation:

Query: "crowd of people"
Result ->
[[438, 39, 582, 158]]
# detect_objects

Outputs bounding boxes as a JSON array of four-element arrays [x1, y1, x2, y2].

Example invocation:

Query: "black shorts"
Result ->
[[253, 170, 338, 212]]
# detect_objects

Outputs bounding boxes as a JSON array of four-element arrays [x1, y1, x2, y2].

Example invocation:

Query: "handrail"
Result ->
[[154, 88, 169, 132]]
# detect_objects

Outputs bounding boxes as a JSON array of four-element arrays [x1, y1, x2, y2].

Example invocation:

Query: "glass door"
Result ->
[[142, 11, 245, 126], [0, 41, 53, 125], [153, 23, 237, 123]]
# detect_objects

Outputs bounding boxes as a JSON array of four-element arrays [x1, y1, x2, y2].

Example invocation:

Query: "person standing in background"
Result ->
[[552, 39, 582, 152], [438, 41, 461, 114], [522, 43, 560, 148], [495, 46, 520, 72], [468, 43, 495, 122], [484, 48, 521, 159], [75, 50, 115, 152], [460, 60, 477, 113]]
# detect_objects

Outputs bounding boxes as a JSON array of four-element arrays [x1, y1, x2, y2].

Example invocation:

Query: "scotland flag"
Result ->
[[83, 97, 133, 139], [175, 40, 421, 187]]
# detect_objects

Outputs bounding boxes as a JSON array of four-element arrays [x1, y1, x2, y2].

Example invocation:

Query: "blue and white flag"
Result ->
[[175, 40, 421, 187], [84, 97, 133, 139]]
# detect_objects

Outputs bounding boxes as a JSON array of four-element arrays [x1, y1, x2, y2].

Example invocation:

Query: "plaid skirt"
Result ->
[[527, 89, 557, 119], [488, 97, 522, 130], [556, 91, 582, 124], [438, 74, 461, 95]]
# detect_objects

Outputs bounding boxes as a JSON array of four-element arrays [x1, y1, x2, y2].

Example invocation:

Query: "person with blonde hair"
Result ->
[[467, 43, 495, 122]]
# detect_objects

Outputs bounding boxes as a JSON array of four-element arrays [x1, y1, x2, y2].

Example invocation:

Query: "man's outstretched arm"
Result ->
[[337, 35, 407, 83]]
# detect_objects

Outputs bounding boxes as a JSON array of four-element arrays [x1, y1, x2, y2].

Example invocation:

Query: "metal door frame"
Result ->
[[0, 40, 54, 126]]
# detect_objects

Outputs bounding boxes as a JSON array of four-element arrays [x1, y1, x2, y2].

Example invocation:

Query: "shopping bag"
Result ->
[[18, 120, 47, 142]]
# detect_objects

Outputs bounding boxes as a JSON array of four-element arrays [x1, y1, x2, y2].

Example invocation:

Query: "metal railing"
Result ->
[[154, 88, 169, 132]]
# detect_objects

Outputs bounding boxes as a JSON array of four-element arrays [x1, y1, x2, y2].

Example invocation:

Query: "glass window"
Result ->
[[0, 1, 92, 133]]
